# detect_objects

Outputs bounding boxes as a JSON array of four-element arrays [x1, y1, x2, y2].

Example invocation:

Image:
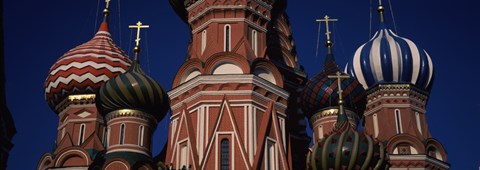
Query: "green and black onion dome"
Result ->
[[97, 58, 170, 121], [306, 108, 387, 170]]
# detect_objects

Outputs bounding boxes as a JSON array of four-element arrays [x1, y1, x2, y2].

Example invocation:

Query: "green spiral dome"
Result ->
[[97, 59, 170, 121]]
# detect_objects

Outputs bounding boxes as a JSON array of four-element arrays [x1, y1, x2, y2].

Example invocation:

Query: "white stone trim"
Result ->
[[389, 155, 450, 169], [192, 18, 267, 34]]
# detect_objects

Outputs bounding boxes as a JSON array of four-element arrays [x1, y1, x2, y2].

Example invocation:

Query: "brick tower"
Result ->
[[165, 0, 309, 169]]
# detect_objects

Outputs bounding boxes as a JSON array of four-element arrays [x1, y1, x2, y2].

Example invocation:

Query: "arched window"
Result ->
[[138, 125, 145, 146], [224, 25, 231, 52], [78, 124, 86, 145], [120, 124, 126, 145], [252, 30, 258, 56], [220, 139, 230, 170], [394, 109, 403, 134], [201, 30, 207, 54]]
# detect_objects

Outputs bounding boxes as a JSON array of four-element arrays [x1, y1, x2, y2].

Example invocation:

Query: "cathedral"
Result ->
[[36, 0, 449, 169]]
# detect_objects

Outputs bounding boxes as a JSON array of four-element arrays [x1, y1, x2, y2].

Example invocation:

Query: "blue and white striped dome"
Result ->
[[346, 24, 434, 91]]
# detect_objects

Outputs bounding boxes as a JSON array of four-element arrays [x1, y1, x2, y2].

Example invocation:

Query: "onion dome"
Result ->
[[44, 11, 131, 112], [97, 23, 170, 121], [97, 59, 169, 121], [301, 53, 366, 119], [306, 105, 387, 169], [346, 4, 434, 91]]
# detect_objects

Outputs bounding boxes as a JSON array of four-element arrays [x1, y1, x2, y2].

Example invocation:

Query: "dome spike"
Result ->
[[103, 0, 111, 21], [377, 0, 385, 23]]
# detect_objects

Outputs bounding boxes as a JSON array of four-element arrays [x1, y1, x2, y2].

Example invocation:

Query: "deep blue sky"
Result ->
[[4, 0, 479, 169]]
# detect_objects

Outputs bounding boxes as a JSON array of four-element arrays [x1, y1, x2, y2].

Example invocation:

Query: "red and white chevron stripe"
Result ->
[[44, 29, 131, 110]]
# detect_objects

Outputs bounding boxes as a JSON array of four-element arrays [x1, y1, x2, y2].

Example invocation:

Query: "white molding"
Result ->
[[192, 18, 267, 34], [189, 5, 271, 23], [54, 149, 90, 166], [105, 147, 149, 156], [365, 104, 426, 116], [389, 155, 450, 169], [169, 75, 289, 99]]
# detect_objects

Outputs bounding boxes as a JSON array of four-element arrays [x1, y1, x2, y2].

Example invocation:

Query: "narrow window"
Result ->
[[220, 139, 230, 170], [106, 127, 111, 148], [252, 30, 258, 56], [317, 125, 324, 140], [120, 124, 125, 145], [61, 128, 65, 139], [415, 112, 422, 134], [395, 109, 403, 134], [78, 124, 86, 145], [180, 144, 188, 168], [138, 125, 145, 146], [201, 30, 207, 54], [266, 141, 275, 170], [224, 25, 231, 52], [373, 114, 379, 137], [103, 127, 108, 148]]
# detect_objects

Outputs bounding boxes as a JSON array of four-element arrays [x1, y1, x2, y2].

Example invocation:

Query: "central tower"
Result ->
[[165, 0, 309, 169]]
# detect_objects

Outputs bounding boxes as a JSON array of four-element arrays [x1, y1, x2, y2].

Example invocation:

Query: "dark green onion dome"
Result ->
[[96, 58, 170, 121], [306, 108, 387, 170]]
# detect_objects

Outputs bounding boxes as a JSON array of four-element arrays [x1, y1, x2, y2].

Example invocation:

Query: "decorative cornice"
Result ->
[[367, 84, 429, 96], [188, 6, 270, 24], [105, 109, 157, 123], [389, 155, 450, 169], [191, 18, 267, 34], [365, 104, 426, 116], [168, 74, 289, 100], [55, 94, 96, 113], [309, 107, 360, 126]]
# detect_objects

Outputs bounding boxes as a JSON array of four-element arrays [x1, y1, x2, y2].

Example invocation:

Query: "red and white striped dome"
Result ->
[[44, 22, 131, 112]]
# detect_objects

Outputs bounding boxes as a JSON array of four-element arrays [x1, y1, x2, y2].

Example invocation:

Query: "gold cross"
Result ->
[[128, 21, 150, 47], [327, 71, 350, 102], [105, 0, 111, 9], [316, 15, 338, 41]]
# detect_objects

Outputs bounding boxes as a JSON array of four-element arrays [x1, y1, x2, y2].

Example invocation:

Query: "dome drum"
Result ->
[[309, 107, 360, 129]]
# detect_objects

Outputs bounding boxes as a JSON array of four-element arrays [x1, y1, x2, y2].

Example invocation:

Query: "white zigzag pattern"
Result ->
[[49, 61, 127, 75], [45, 73, 111, 93], [57, 52, 130, 66]]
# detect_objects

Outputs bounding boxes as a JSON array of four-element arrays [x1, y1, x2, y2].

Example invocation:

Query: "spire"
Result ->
[[128, 21, 149, 72], [328, 71, 351, 132], [377, 0, 385, 23], [316, 15, 338, 55]]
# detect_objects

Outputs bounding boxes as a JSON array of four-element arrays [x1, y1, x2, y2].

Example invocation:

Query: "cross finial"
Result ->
[[129, 21, 150, 48], [105, 0, 111, 9], [327, 71, 350, 103], [316, 15, 338, 54], [316, 15, 338, 41], [328, 71, 351, 132]]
